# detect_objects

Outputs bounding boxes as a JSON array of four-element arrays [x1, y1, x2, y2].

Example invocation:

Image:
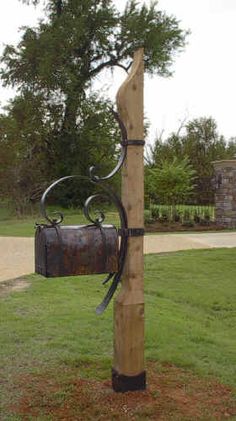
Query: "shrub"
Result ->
[[150, 205, 160, 221], [144, 209, 153, 225], [145, 157, 196, 205]]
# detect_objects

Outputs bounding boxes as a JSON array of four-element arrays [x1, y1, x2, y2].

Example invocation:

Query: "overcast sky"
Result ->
[[1, 0, 236, 144]]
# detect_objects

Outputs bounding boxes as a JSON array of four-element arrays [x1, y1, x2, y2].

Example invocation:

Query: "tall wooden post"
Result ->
[[112, 49, 146, 392]]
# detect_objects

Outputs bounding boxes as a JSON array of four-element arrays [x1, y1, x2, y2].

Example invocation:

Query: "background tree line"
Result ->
[[0, 0, 187, 215], [145, 116, 236, 206]]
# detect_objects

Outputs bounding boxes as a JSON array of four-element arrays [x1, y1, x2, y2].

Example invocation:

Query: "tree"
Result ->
[[182, 117, 227, 203], [225, 137, 236, 158], [145, 157, 196, 206], [149, 117, 235, 204], [0, 92, 120, 211], [0, 93, 52, 214], [0, 0, 187, 210]]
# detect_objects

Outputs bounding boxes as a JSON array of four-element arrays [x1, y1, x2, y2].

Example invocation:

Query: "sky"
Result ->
[[0, 0, 236, 145]]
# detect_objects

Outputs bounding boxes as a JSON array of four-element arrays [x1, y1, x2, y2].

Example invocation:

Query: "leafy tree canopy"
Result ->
[[0, 0, 188, 212], [3, 0, 187, 91]]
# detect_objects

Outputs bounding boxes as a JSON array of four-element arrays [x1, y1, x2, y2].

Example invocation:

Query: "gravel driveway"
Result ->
[[1, 232, 236, 283]]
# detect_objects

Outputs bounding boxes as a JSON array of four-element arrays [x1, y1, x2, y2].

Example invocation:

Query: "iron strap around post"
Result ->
[[118, 228, 145, 237], [121, 140, 145, 146]]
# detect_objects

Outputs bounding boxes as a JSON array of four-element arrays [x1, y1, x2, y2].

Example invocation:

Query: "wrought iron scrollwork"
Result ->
[[83, 194, 106, 225], [89, 109, 128, 182], [38, 109, 128, 314]]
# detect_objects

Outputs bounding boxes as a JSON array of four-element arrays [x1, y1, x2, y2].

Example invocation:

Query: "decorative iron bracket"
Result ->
[[37, 109, 133, 314]]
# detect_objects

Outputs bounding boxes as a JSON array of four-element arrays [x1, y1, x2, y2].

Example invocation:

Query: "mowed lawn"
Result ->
[[0, 248, 235, 419], [0, 205, 120, 237]]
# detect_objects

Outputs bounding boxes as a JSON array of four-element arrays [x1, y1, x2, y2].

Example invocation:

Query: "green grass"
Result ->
[[0, 205, 120, 237], [145, 250, 236, 383], [0, 248, 235, 392]]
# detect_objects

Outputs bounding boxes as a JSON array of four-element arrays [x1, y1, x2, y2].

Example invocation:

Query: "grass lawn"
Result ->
[[0, 205, 120, 237], [0, 248, 235, 420], [1, 204, 236, 237]]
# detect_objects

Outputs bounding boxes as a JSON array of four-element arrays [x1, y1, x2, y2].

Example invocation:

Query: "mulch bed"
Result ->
[[8, 362, 236, 420], [145, 222, 226, 233]]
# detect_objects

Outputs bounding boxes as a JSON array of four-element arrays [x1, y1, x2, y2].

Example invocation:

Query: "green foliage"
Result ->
[[144, 208, 154, 225], [0, 0, 187, 213], [145, 157, 196, 205], [149, 117, 236, 204], [3, 0, 187, 90], [0, 92, 121, 212], [0, 93, 50, 215], [146, 203, 215, 225], [0, 203, 120, 237]]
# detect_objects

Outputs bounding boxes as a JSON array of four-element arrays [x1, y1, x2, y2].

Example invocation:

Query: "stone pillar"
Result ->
[[212, 159, 236, 228]]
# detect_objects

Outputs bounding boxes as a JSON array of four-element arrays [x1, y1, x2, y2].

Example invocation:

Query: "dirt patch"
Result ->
[[0, 277, 30, 297], [7, 362, 236, 420]]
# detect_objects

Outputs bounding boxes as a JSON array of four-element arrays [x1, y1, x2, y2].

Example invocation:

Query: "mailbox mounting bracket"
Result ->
[[36, 108, 141, 314]]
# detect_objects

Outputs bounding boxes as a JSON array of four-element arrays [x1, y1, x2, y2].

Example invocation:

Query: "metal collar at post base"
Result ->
[[112, 368, 146, 393]]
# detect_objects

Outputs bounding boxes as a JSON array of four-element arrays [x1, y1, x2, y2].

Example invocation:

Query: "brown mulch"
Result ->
[[8, 362, 236, 420], [145, 221, 226, 233]]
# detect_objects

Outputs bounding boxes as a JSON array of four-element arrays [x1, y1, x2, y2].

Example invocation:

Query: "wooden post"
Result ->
[[112, 49, 146, 392]]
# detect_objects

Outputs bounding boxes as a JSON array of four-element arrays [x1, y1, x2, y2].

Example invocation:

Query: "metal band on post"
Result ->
[[112, 369, 146, 393], [118, 228, 145, 237], [121, 140, 145, 146]]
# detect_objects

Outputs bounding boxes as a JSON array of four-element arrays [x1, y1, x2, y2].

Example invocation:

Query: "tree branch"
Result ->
[[56, 0, 63, 16], [90, 57, 133, 77]]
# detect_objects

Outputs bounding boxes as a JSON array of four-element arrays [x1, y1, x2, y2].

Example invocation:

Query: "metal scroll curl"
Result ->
[[89, 109, 128, 182], [39, 175, 128, 314]]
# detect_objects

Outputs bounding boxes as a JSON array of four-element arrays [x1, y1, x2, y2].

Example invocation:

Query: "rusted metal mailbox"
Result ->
[[35, 224, 119, 277]]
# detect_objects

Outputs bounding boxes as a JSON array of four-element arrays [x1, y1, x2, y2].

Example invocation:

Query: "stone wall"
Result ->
[[212, 160, 236, 228]]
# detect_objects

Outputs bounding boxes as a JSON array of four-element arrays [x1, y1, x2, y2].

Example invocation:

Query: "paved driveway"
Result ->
[[1, 232, 236, 283], [144, 232, 236, 253], [0, 237, 34, 283]]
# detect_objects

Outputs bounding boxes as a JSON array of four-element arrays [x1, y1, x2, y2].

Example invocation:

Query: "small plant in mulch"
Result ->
[[150, 205, 160, 221], [173, 210, 181, 222], [144, 209, 154, 225], [204, 210, 211, 221], [182, 209, 191, 222], [159, 210, 169, 223], [144, 203, 221, 232], [193, 211, 201, 224]]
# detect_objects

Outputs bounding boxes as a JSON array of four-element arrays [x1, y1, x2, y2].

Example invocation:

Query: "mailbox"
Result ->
[[35, 224, 119, 277]]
